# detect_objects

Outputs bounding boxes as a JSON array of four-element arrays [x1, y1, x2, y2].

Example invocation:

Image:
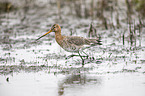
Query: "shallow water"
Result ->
[[0, 0, 145, 96], [0, 71, 145, 96]]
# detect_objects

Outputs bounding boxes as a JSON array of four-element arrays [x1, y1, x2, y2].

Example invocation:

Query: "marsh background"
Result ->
[[0, 0, 145, 96]]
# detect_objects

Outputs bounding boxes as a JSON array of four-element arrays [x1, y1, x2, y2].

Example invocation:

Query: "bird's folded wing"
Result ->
[[65, 36, 90, 46]]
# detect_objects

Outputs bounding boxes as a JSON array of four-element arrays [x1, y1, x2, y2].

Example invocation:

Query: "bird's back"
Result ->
[[59, 36, 101, 52]]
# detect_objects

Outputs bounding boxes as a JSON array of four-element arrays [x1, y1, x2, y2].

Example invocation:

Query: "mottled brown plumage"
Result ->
[[36, 24, 102, 65]]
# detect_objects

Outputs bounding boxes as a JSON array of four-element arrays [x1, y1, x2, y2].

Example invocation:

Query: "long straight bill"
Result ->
[[36, 29, 52, 41]]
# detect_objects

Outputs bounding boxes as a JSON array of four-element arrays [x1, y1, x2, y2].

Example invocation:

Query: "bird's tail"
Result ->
[[89, 38, 102, 45]]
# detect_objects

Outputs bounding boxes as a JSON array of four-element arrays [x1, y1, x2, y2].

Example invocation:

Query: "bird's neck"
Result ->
[[55, 31, 63, 45]]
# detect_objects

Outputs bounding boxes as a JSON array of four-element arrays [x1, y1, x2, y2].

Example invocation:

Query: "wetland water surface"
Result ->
[[0, 0, 145, 96], [0, 72, 145, 96]]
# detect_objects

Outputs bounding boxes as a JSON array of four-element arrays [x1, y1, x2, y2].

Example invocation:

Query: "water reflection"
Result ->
[[58, 72, 101, 96]]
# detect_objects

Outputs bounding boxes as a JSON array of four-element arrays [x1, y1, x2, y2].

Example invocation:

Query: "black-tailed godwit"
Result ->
[[36, 24, 101, 66]]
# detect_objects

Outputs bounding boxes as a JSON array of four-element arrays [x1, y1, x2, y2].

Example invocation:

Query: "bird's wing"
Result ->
[[65, 36, 90, 46]]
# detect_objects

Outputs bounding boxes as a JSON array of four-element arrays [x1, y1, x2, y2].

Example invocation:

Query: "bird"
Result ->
[[36, 24, 102, 66]]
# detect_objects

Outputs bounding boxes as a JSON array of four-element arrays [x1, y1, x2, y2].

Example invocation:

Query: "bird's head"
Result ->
[[36, 24, 61, 41], [51, 24, 61, 32]]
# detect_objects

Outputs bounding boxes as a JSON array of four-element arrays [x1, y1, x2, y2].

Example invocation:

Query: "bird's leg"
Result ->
[[78, 51, 84, 66], [82, 50, 95, 60], [82, 50, 89, 58], [66, 54, 88, 59], [65, 54, 79, 59]]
